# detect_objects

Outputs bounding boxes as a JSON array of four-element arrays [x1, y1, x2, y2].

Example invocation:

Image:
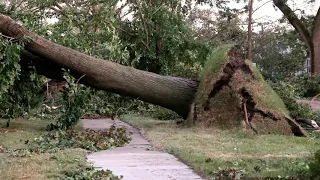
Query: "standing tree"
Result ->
[[273, 0, 320, 74], [247, 0, 254, 60], [253, 27, 307, 81]]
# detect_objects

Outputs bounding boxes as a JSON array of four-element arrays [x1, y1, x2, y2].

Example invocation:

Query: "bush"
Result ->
[[0, 72, 44, 125], [86, 91, 137, 117], [51, 74, 92, 130], [124, 103, 180, 120], [271, 81, 320, 120], [292, 74, 320, 97], [148, 106, 180, 120], [85, 91, 181, 121]]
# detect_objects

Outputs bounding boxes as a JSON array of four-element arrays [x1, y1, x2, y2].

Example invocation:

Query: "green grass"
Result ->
[[0, 118, 87, 180], [246, 60, 289, 116], [196, 44, 234, 105], [121, 115, 320, 179], [198, 44, 234, 81]]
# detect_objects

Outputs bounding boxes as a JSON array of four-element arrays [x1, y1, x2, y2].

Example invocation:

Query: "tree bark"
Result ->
[[273, 0, 319, 74], [247, 0, 253, 60], [312, 8, 320, 74], [0, 13, 197, 118]]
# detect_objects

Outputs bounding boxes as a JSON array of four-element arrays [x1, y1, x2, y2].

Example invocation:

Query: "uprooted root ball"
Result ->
[[186, 45, 306, 136]]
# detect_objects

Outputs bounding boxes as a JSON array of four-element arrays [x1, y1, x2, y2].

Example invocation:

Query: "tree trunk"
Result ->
[[273, 0, 320, 74], [0, 13, 197, 118], [312, 8, 320, 74], [247, 0, 253, 60]]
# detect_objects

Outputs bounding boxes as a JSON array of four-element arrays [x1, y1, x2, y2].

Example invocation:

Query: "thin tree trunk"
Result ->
[[0, 13, 197, 118], [247, 0, 254, 60]]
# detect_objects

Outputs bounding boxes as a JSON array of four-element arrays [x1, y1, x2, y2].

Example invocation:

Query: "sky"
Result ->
[[200, 0, 320, 20], [209, 0, 320, 31], [246, 0, 320, 22], [47, 0, 320, 27]]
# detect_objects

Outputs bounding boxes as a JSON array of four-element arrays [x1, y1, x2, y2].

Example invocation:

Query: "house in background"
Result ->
[[305, 57, 311, 73], [295, 57, 311, 76]]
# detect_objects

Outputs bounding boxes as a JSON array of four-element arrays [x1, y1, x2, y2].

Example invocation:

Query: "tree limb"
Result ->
[[273, 0, 313, 51], [134, 0, 150, 50], [253, 0, 272, 14]]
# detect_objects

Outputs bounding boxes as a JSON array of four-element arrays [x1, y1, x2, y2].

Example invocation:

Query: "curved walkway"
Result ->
[[82, 119, 203, 180]]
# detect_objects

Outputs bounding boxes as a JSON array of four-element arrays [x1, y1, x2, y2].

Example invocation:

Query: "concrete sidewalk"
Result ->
[[82, 119, 203, 180]]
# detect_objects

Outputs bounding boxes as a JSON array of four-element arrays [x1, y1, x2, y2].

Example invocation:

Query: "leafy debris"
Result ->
[[4, 125, 131, 157]]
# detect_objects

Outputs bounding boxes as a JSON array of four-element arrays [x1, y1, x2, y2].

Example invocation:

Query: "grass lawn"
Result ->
[[0, 118, 87, 180], [121, 114, 320, 179]]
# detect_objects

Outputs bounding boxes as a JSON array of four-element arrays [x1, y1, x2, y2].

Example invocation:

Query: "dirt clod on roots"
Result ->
[[186, 45, 306, 136]]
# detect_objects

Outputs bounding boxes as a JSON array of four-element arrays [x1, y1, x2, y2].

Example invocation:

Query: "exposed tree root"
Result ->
[[243, 103, 250, 129], [187, 45, 307, 136]]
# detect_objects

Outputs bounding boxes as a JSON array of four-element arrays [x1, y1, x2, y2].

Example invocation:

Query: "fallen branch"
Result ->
[[296, 118, 320, 129]]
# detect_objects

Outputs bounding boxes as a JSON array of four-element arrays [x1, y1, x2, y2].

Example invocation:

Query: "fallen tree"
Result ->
[[0, 14, 197, 119], [0, 13, 306, 136]]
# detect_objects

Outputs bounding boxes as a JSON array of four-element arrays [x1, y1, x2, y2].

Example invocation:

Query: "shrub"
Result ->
[[270, 81, 319, 120], [292, 74, 320, 97], [85, 91, 137, 117], [85, 92, 181, 121], [0, 72, 44, 123], [49, 73, 92, 130], [149, 106, 180, 120]]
